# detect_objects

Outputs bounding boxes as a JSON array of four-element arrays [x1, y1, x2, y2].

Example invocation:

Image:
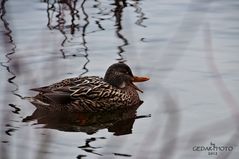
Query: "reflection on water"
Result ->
[[1, 0, 239, 158], [0, 2, 22, 158], [0, 0, 18, 96], [113, 0, 128, 62], [1, 0, 149, 158], [46, 0, 80, 34], [23, 105, 150, 136], [43, 0, 146, 62], [78, 137, 106, 157], [45, 0, 90, 75]]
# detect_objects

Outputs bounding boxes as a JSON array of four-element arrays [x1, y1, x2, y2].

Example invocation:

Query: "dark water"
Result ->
[[1, 0, 239, 159]]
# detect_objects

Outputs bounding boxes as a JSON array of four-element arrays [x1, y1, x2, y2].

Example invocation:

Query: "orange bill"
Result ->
[[133, 76, 150, 82], [131, 76, 150, 93]]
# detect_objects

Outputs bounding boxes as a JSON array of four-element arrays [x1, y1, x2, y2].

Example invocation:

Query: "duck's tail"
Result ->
[[27, 96, 51, 110]]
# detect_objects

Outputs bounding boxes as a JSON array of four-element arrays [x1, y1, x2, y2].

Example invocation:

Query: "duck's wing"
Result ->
[[69, 78, 128, 101], [69, 79, 113, 99], [35, 76, 110, 103], [30, 76, 100, 93], [30, 77, 82, 93]]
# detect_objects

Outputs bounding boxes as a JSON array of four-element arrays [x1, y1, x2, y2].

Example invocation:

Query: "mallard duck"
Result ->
[[30, 63, 149, 112]]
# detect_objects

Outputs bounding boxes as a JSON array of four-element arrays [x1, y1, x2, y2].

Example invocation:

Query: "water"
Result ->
[[1, 0, 239, 159]]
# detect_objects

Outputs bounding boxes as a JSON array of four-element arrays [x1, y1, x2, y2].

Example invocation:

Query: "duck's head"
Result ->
[[104, 63, 149, 93]]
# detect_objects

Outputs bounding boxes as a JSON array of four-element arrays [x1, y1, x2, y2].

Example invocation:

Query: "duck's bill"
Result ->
[[133, 76, 150, 82], [132, 76, 150, 93]]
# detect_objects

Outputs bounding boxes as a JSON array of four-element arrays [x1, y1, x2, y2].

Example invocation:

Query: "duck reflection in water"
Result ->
[[24, 63, 150, 135], [23, 103, 150, 135]]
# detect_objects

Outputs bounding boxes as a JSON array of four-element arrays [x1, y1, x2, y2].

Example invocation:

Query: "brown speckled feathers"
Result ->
[[30, 63, 149, 112], [31, 76, 140, 112]]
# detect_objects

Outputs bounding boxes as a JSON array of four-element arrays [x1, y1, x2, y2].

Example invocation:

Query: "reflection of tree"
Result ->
[[131, 0, 147, 27], [0, 0, 22, 158], [44, 0, 147, 64], [46, 0, 80, 58], [0, 0, 25, 105], [47, 0, 80, 34], [44, 0, 90, 75], [0, 0, 19, 97], [112, 0, 147, 62], [113, 0, 128, 62], [78, 137, 105, 157], [80, 0, 90, 76]]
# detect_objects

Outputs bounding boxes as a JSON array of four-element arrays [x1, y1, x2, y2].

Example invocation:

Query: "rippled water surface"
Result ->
[[1, 0, 239, 159]]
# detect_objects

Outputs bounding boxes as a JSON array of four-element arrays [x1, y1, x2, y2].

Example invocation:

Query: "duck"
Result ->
[[30, 63, 149, 112]]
